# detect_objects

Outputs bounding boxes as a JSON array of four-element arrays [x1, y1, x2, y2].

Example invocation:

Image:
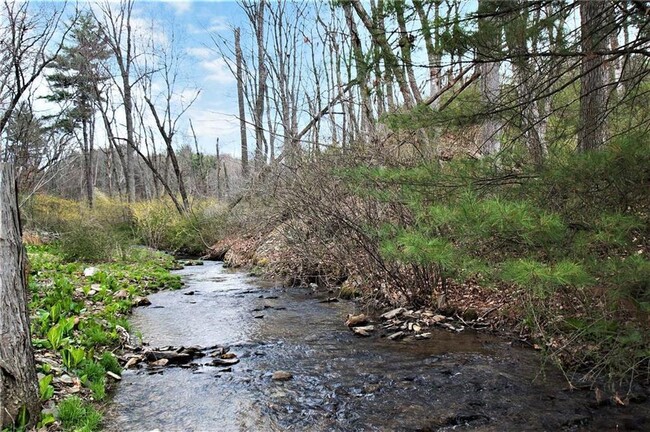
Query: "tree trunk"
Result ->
[[234, 27, 249, 177], [254, 0, 268, 171], [394, 0, 422, 103], [82, 120, 94, 208], [577, 0, 610, 152], [124, 82, 136, 202], [0, 163, 39, 429], [413, 0, 441, 105], [343, 2, 374, 133], [350, 0, 415, 108], [477, 0, 502, 156], [215, 138, 222, 199]]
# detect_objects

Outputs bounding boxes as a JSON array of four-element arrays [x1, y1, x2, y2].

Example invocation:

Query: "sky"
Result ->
[[143, 0, 249, 157], [32, 0, 254, 157]]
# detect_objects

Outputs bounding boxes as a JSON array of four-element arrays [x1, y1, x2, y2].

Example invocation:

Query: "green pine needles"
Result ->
[[345, 133, 649, 385]]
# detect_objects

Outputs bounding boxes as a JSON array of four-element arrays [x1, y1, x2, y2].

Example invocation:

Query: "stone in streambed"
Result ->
[[352, 325, 375, 337], [345, 313, 368, 327], [319, 297, 339, 303], [211, 357, 240, 366], [272, 371, 293, 381], [381, 307, 405, 320], [134, 296, 151, 306]]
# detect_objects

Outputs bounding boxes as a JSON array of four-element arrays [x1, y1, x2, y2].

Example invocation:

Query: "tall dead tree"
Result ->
[[0, 163, 39, 429], [234, 27, 249, 177], [96, 0, 138, 202], [0, 1, 67, 138], [350, 0, 415, 108]]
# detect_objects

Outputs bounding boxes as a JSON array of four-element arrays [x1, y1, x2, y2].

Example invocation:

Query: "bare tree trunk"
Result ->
[[0, 163, 39, 430], [215, 138, 222, 199], [350, 0, 415, 108], [577, 0, 610, 152], [413, 0, 441, 104], [477, 0, 502, 156], [97, 0, 137, 202], [254, 0, 267, 171], [394, 0, 422, 103], [343, 2, 374, 134], [234, 27, 249, 177], [81, 119, 94, 208]]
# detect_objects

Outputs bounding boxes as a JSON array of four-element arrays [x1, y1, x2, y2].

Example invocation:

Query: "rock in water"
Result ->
[[211, 357, 240, 366], [134, 296, 151, 306], [272, 371, 293, 381], [381, 307, 405, 320], [352, 325, 375, 337], [345, 313, 368, 327]]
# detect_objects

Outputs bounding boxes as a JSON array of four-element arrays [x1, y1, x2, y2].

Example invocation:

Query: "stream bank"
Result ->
[[105, 261, 649, 431]]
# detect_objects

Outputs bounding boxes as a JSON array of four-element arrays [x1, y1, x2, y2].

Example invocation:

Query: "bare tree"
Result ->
[[234, 27, 249, 177], [96, 0, 139, 202], [141, 36, 199, 213], [0, 1, 68, 137]]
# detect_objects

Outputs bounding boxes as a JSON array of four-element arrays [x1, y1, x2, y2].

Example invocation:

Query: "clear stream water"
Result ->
[[105, 261, 648, 431]]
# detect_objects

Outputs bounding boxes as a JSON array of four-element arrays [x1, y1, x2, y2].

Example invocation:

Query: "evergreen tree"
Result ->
[[45, 13, 111, 208]]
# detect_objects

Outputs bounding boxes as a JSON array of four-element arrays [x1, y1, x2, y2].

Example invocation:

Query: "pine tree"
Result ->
[[45, 13, 111, 208]]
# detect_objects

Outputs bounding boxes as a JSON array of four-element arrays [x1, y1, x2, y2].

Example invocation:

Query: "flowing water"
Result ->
[[106, 261, 649, 431]]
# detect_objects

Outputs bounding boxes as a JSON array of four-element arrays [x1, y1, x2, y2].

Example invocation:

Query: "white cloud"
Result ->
[[207, 16, 229, 32], [181, 108, 241, 156], [169, 0, 192, 15], [201, 58, 235, 84], [187, 47, 213, 59]]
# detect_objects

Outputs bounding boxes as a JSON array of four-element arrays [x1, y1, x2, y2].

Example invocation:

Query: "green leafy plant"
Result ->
[[99, 352, 121, 375], [61, 347, 87, 370], [39, 375, 55, 401], [46, 318, 75, 350]]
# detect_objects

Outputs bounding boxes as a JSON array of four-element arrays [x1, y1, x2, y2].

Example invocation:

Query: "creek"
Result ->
[[105, 261, 647, 431]]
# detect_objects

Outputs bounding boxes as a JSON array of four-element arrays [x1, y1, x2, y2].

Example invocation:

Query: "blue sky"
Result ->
[[31, 0, 252, 157], [133, 0, 249, 156]]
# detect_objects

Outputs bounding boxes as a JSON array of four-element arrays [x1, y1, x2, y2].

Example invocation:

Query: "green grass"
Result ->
[[57, 397, 102, 431]]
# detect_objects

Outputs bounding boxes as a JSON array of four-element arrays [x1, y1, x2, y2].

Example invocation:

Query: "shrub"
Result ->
[[131, 198, 226, 254], [59, 221, 114, 262]]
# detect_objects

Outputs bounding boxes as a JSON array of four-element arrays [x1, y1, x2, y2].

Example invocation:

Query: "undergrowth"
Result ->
[[349, 134, 649, 389], [26, 244, 181, 430]]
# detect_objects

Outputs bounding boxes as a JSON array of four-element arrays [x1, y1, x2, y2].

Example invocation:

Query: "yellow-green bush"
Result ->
[[131, 198, 226, 254], [23, 194, 226, 257]]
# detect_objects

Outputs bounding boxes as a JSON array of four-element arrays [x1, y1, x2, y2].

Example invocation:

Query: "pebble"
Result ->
[[272, 371, 293, 381]]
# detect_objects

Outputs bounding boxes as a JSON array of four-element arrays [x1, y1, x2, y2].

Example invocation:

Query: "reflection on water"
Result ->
[[106, 261, 648, 432]]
